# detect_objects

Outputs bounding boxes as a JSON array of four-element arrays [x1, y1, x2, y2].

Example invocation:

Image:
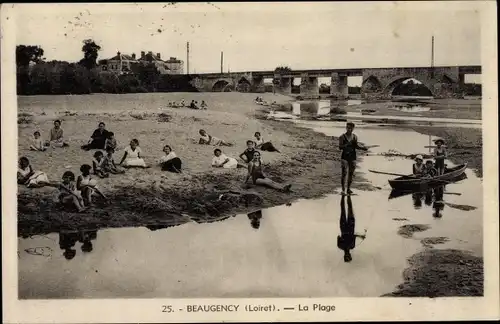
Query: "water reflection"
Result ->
[[247, 210, 263, 229], [59, 228, 98, 260], [291, 100, 360, 117], [337, 196, 366, 263]]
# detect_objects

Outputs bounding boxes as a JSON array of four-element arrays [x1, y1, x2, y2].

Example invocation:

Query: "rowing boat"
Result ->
[[388, 163, 467, 191]]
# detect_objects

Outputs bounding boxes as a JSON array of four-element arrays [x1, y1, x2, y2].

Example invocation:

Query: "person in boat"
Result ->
[[433, 139, 447, 175], [47, 120, 69, 148], [254, 132, 280, 153], [81, 122, 110, 151], [412, 155, 425, 177], [198, 129, 233, 146], [244, 151, 292, 192], [247, 210, 263, 229], [159, 144, 182, 173], [337, 195, 366, 263], [338, 122, 368, 195], [424, 160, 438, 178]]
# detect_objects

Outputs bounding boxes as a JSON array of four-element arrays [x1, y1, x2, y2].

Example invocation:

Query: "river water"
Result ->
[[18, 120, 483, 299]]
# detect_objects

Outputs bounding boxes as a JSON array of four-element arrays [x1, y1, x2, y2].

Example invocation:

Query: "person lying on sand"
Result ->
[[81, 122, 110, 151], [119, 139, 150, 168], [254, 132, 280, 153], [212, 148, 244, 169], [244, 151, 292, 192], [92, 151, 109, 178], [77, 164, 107, 207], [30, 131, 48, 151], [239, 140, 259, 163], [47, 120, 69, 148], [159, 145, 182, 173], [45, 171, 87, 213], [102, 147, 126, 174], [17, 157, 50, 188], [198, 129, 233, 146]]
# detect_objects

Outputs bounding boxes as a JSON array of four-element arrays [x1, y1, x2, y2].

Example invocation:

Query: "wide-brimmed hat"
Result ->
[[415, 154, 423, 161], [434, 138, 445, 144]]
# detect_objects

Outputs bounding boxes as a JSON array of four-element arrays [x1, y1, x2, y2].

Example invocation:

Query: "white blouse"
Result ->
[[125, 146, 142, 159], [159, 152, 177, 163]]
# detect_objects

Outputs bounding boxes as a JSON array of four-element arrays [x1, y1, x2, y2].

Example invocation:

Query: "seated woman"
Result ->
[[412, 155, 425, 177], [17, 156, 49, 188], [45, 171, 86, 212], [77, 164, 107, 206], [198, 129, 233, 146], [159, 145, 182, 173], [119, 139, 150, 168], [244, 151, 292, 192], [201, 100, 208, 110], [254, 132, 280, 153], [212, 148, 242, 169], [81, 122, 110, 151], [424, 160, 438, 178], [47, 120, 69, 148]]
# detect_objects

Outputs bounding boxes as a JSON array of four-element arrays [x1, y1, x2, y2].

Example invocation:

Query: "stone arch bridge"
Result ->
[[189, 65, 481, 99]]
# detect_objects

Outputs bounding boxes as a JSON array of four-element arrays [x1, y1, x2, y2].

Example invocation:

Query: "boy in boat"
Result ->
[[412, 155, 425, 177], [433, 139, 447, 175], [338, 122, 368, 195], [424, 160, 438, 178]]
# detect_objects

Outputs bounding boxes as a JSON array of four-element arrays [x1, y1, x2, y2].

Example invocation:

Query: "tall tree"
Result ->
[[16, 45, 44, 67], [79, 39, 101, 70]]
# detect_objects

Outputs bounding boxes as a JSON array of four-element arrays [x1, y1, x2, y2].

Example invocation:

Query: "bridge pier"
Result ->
[[300, 74, 319, 96], [331, 72, 348, 99], [251, 76, 265, 93], [275, 77, 292, 95]]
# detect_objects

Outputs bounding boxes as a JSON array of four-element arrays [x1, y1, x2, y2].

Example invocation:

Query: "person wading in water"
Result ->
[[339, 122, 368, 195]]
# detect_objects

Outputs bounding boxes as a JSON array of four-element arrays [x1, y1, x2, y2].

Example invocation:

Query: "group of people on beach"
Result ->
[[167, 98, 208, 110], [412, 138, 448, 177], [18, 116, 291, 213]]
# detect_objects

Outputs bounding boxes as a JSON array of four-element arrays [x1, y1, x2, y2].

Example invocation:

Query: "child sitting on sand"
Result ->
[[212, 148, 242, 169], [244, 151, 291, 192], [104, 132, 117, 152], [92, 151, 109, 178], [45, 171, 86, 212], [119, 139, 150, 168], [77, 164, 107, 206], [17, 156, 50, 188], [159, 145, 182, 173], [30, 131, 48, 151], [201, 100, 208, 110], [103, 147, 125, 174], [198, 129, 233, 146]]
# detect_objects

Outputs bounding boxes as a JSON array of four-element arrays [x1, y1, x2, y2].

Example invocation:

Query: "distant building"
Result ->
[[99, 52, 137, 74], [99, 51, 184, 75]]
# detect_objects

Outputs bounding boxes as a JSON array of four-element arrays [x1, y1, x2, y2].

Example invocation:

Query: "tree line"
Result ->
[[16, 40, 197, 95]]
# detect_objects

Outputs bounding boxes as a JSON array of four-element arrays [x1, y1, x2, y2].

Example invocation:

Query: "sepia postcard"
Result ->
[[2, 1, 499, 322]]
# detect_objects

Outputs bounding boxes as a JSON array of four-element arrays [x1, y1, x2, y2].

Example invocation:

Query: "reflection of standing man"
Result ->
[[337, 196, 366, 262], [339, 122, 368, 195]]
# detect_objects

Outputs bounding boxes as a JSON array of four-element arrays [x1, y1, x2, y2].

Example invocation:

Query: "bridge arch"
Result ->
[[236, 77, 252, 92], [361, 75, 383, 93], [212, 80, 231, 92], [384, 76, 434, 97]]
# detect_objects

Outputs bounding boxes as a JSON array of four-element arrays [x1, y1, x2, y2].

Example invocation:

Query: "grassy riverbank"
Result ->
[[17, 93, 371, 237]]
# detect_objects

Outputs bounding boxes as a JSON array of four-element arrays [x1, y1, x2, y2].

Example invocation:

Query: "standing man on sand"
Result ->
[[338, 122, 368, 195]]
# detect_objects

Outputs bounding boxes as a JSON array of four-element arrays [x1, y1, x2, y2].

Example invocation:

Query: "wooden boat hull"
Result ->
[[388, 164, 467, 191]]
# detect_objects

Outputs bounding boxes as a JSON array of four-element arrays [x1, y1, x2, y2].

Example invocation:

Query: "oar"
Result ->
[[368, 169, 413, 177], [365, 145, 380, 149], [443, 192, 462, 196]]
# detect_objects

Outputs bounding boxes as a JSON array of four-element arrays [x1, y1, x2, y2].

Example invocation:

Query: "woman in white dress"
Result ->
[[212, 149, 241, 169], [17, 157, 49, 188], [119, 139, 150, 168]]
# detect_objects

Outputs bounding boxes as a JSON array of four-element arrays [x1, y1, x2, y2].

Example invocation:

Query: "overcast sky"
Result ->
[[14, 2, 481, 79]]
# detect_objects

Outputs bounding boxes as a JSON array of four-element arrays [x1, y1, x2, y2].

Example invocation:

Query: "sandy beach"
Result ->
[[17, 92, 373, 236]]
